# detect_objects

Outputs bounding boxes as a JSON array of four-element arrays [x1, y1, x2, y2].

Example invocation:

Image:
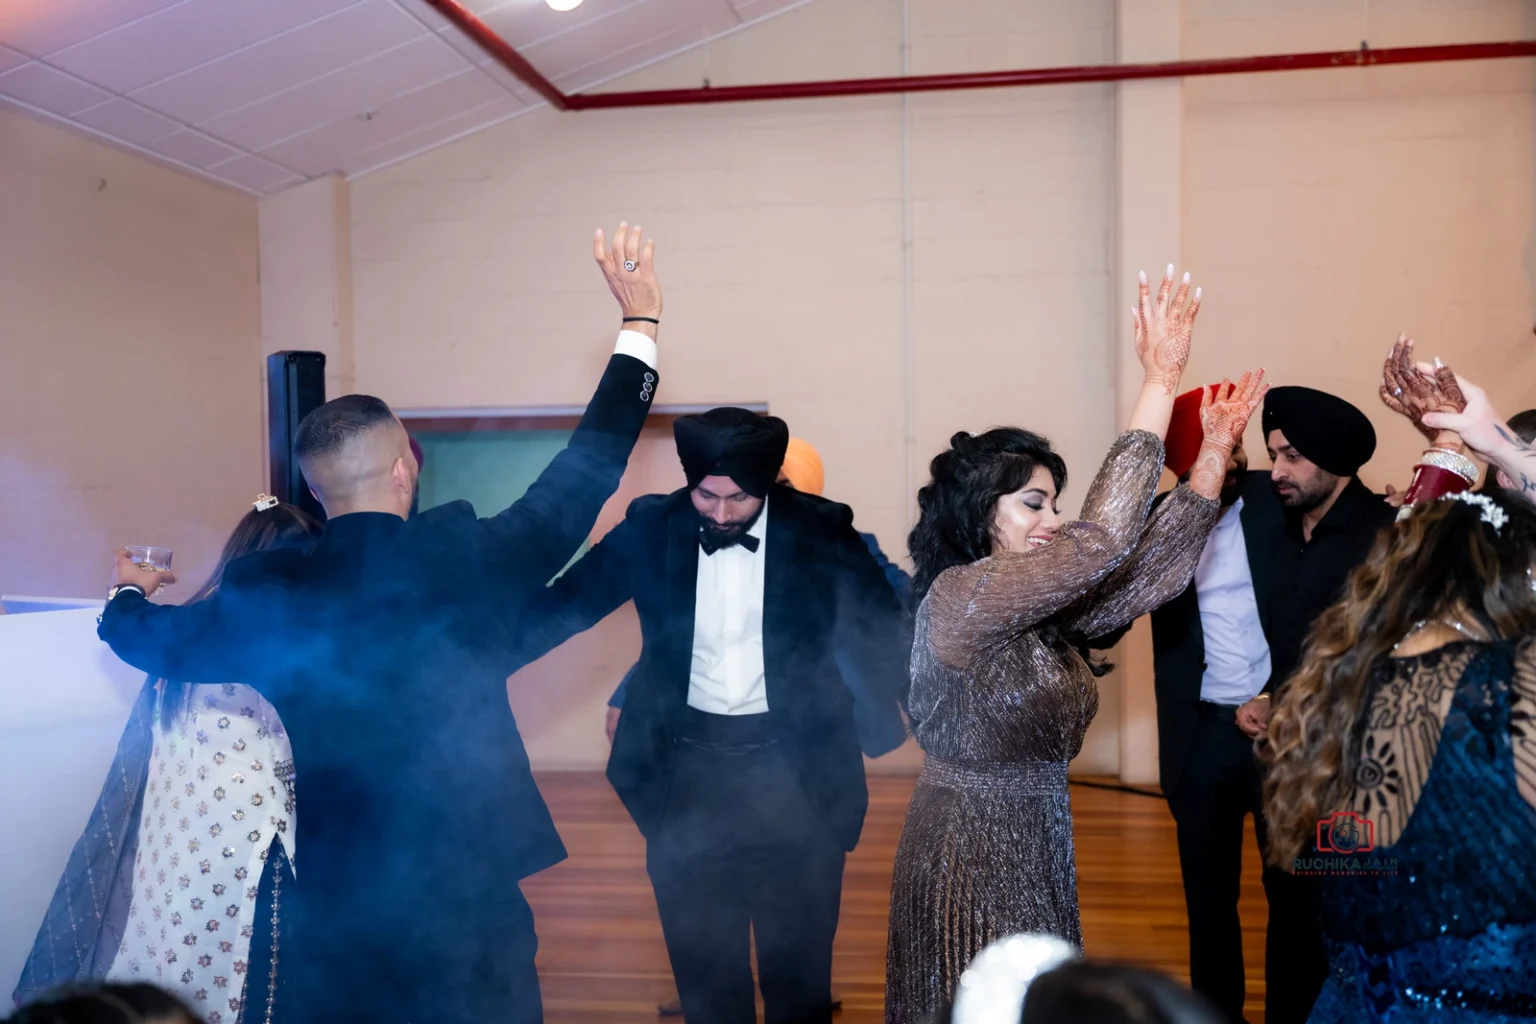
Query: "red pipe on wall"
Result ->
[[572, 40, 1536, 110], [423, 0, 1536, 113]]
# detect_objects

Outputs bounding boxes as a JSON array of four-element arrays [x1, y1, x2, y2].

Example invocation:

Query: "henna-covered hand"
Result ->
[[1187, 370, 1268, 500], [1379, 334, 1465, 444], [1133, 264, 1202, 395]]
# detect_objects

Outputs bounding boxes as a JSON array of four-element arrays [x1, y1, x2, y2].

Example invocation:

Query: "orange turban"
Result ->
[[779, 437, 825, 496], [1164, 386, 1214, 478]]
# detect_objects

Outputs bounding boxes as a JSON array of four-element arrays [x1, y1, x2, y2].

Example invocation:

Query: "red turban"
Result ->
[[1164, 386, 1213, 478]]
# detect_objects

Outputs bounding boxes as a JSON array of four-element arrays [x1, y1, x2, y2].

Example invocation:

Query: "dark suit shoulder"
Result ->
[[772, 486, 853, 532], [221, 547, 304, 588], [625, 490, 687, 523], [406, 498, 477, 524]]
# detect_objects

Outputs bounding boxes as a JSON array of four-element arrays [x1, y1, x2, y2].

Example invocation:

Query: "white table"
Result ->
[[0, 604, 146, 1001]]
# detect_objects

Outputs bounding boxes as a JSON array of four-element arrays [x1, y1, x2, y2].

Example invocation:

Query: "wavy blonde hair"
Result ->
[[1258, 493, 1536, 867]]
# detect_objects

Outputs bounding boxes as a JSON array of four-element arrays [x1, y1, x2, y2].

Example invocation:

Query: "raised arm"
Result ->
[[924, 429, 1167, 664], [923, 264, 1204, 665], [1127, 265, 1203, 438], [97, 552, 259, 683], [478, 223, 663, 586], [1065, 372, 1267, 638]]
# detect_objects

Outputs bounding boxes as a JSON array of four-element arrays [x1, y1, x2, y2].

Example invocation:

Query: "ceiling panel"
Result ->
[[346, 92, 521, 175], [473, 0, 649, 50], [130, 1, 426, 125], [148, 128, 246, 169], [0, 45, 31, 75], [261, 67, 513, 175], [0, 61, 112, 115], [205, 153, 305, 192], [0, 0, 814, 195], [197, 35, 468, 151], [46, 0, 361, 94], [71, 97, 182, 144], [0, 0, 184, 59], [522, 0, 728, 82]]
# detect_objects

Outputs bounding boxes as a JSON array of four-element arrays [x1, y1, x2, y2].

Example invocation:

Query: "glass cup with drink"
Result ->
[[124, 546, 173, 595]]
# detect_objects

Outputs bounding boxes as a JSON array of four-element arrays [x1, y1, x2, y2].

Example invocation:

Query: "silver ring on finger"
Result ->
[[623, 259, 638, 272]]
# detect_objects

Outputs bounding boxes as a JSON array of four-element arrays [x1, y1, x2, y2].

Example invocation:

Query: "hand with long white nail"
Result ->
[[1132, 263, 1202, 396]]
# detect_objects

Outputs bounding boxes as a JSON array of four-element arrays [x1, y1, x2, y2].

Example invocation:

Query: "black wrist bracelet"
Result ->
[[622, 317, 660, 325]]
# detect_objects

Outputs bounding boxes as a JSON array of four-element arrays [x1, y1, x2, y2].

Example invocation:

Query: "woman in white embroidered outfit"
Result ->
[[17, 498, 319, 1024]]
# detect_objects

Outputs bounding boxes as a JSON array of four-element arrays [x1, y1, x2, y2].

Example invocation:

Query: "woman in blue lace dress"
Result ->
[[1260, 361, 1536, 1023]]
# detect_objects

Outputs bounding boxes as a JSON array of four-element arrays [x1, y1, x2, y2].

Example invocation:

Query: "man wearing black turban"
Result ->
[[1231, 385, 1395, 1024], [508, 407, 911, 1024]]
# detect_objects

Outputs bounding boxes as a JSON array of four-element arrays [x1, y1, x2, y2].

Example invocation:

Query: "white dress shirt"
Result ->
[[615, 329, 658, 370], [688, 501, 770, 716], [1194, 498, 1272, 705]]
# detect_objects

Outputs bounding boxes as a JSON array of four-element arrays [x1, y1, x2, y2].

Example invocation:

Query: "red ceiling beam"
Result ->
[[422, 0, 569, 111], [420, 0, 1536, 114], [570, 40, 1536, 109]]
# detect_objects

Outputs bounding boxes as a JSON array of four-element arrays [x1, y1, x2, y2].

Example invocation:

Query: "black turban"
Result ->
[[673, 408, 789, 497], [1261, 386, 1376, 477]]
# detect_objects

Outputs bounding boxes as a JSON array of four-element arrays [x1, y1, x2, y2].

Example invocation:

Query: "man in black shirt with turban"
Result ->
[[1234, 385, 1395, 1024], [509, 407, 910, 1024]]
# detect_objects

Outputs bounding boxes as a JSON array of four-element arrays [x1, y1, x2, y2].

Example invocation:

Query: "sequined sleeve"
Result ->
[[1063, 483, 1220, 640], [923, 430, 1165, 667]]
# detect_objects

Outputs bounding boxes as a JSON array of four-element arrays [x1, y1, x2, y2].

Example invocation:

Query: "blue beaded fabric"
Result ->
[[1309, 640, 1536, 1022]]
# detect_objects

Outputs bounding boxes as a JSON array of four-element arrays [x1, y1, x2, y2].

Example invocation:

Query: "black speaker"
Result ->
[[266, 350, 327, 522]]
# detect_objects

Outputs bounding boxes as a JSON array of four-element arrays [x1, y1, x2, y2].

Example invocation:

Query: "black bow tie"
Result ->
[[699, 530, 760, 556]]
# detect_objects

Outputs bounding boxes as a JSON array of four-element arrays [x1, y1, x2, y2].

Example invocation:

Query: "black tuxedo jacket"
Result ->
[[512, 485, 911, 853], [1148, 471, 1282, 797], [97, 353, 654, 936]]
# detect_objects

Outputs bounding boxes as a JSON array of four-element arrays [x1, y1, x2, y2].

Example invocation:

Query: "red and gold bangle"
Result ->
[[1399, 447, 1479, 511]]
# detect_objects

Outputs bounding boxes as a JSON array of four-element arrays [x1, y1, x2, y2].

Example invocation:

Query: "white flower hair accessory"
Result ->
[[1398, 490, 1507, 533], [951, 933, 1079, 1024]]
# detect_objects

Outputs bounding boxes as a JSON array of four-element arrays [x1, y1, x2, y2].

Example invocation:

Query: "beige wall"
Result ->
[[349, 0, 1121, 773], [0, 109, 262, 600], [1181, 0, 1536, 487], [343, 0, 1536, 776]]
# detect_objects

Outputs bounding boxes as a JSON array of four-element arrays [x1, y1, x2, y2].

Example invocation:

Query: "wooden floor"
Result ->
[[525, 773, 1270, 1023]]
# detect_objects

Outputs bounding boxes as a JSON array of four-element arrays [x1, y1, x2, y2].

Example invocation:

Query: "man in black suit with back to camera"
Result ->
[[97, 223, 665, 1024]]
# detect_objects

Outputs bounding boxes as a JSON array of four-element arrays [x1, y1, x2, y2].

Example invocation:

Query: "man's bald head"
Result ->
[[296, 394, 418, 518]]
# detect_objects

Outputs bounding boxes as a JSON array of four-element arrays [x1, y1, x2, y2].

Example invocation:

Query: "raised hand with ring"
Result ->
[[594, 221, 662, 334]]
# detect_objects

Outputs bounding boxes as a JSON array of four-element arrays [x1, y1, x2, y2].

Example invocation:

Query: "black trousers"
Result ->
[[647, 711, 846, 1024], [1165, 702, 1326, 1024]]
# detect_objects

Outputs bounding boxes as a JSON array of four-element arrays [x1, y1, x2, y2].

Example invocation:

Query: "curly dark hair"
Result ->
[[1258, 491, 1536, 867], [908, 428, 1068, 603]]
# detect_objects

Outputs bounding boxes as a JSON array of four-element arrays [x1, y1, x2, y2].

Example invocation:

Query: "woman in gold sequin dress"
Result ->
[[885, 268, 1268, 1023]]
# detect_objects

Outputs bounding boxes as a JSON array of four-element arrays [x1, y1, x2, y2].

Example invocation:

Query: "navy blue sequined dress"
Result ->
[[1308, 640, 1536, 1023]]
